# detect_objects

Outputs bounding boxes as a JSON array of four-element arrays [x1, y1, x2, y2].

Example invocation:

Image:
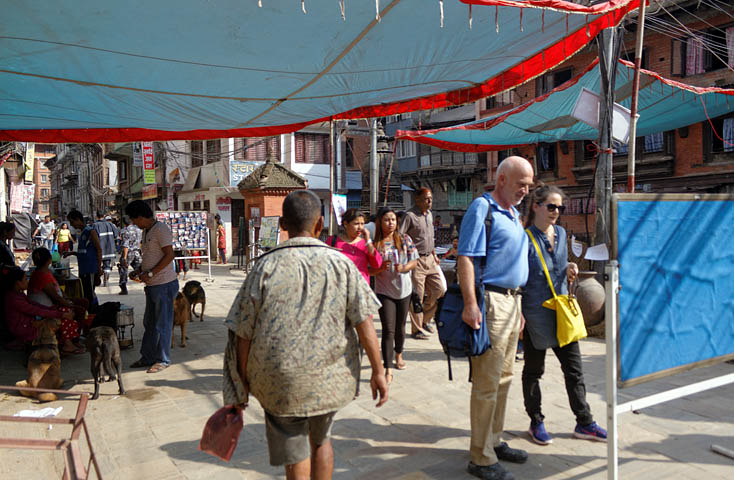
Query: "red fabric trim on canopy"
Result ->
[[0, 0, 640, 143], [396, 57, 734, 153]]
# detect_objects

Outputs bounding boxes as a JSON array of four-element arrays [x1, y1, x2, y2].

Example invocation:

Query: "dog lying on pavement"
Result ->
[[182, 280, 206, 322], [85, 326, 125, 400], [16, 318, 64, 402], [172, 291, 190, 348]]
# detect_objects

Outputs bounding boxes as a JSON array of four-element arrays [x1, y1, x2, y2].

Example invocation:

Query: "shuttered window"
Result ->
[[244, 137, 281, 162], [295, 133, 330, 164]]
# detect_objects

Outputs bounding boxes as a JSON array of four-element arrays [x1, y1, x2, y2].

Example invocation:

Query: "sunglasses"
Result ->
[[538, 202, 566, 214]]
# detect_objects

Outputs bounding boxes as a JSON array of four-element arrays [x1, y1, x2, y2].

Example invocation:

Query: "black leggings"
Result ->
[[377, 294, 410, 369]]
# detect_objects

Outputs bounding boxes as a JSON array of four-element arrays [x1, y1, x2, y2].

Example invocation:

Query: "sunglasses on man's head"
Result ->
[[538, 202, 566, 214]]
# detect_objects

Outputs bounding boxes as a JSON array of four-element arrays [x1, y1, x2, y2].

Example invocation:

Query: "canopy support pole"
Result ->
[[329, 120, 336, 235], [594, 27, 618, 248], [370, 119, 379, 216], [626, 1, 647, 193]]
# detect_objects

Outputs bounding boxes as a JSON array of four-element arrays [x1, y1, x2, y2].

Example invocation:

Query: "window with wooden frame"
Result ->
[[344, 137, 354, 167], [671, 25, 733, 77], [243, 136, 281, 162], [395, 140, 416, 159], [615, 131, 674, 157], [621, 47, 649, 69], [119, 159, 127, 181], [205, 139, 221, 164], [191, 141, 204, 167], [294, 133, 330, 164], [703, 114, 734, 163], [536, 143, 557, 175], [536, 68, 573, 96]]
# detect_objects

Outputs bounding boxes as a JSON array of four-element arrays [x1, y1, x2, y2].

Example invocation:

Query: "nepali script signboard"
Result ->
[[230, 161, 262, 187], [142, 141, 155, 184], [611, 193, 734, 387]]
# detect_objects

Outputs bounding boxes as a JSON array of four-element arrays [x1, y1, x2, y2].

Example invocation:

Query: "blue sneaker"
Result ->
[[528, 421, 552, 445], [574, 422, 607, 442]]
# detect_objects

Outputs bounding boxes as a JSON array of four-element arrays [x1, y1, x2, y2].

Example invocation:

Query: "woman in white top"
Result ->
[[370, 207, 419, 384]]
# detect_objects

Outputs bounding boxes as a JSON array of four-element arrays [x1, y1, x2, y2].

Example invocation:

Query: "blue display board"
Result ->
[[614, 194, 734, 386]]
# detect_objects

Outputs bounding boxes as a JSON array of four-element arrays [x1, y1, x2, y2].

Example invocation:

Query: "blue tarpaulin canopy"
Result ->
[[0, 0, 638, 142], [397, 58, 734, 151]]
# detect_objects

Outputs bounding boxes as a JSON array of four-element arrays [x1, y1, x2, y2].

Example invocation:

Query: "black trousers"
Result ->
[[377, 294, 410, 369], [521, 328, 593, 427], [79, 273, 98, 313]]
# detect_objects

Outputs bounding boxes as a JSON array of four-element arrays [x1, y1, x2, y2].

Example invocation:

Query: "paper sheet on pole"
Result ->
[[584, 243, 609, 261]]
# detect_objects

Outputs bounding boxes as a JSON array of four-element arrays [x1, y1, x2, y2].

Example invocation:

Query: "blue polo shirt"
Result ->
[[457, 193, 528, 289]]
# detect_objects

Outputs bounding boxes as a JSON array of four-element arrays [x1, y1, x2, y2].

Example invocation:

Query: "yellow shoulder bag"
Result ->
[[526, 228, 587, 348]]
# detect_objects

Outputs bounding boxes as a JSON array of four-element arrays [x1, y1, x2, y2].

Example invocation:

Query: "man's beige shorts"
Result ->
[[264, 411, 336, 466]]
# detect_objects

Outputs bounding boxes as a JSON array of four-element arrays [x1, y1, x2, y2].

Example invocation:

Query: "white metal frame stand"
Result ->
[[605, 260, 734, 479], [172, 226, 214, 283]]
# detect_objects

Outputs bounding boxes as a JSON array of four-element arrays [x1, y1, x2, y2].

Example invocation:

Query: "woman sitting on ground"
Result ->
[[28, 248, 86, 354], [327, 208, 382, 284], [370, 207, 419, 385], [2, 266, 75, 351]]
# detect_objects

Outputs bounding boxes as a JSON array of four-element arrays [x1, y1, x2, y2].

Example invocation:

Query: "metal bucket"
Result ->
[[116, 306, 135, 349]]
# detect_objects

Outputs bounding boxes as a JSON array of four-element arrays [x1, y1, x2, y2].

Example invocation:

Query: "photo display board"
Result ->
[[258, 216, 280, 250], [612, 194, 734, 386], [155, 211, 208, 251]]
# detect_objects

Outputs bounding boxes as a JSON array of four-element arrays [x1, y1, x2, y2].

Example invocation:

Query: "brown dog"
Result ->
[[16, 318, 63, 402], [172, 292, 190, 348], [183, 280, 206, 322], [85, 326, 125, 400]]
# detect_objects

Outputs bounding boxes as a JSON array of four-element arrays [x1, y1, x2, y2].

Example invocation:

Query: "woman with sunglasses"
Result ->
[[521, 184, 607, 446]]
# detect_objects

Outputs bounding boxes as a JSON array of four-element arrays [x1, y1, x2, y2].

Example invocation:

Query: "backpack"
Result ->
[[435, 194, 493, 381]]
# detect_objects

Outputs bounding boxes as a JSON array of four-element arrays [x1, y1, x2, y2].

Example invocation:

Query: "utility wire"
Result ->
[[657, 2, 734, 73]]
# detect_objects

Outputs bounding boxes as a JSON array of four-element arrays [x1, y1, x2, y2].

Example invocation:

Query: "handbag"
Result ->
[[526, 228, 587, 348], [198, 405, 244, 462], [436, 194, 493, 380]]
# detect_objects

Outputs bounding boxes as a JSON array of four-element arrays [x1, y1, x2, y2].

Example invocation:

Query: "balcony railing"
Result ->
[[448, 191, 474, 210]]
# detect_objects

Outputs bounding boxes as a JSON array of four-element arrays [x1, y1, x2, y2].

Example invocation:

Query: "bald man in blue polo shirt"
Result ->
[[458, 156, 534, 480]]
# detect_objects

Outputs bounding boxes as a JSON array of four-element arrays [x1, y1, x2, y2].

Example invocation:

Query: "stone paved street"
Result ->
[[1, 264, 733, 479]]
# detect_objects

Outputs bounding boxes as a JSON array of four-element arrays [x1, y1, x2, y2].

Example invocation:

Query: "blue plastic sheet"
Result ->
[[616, 198, 734, 384]]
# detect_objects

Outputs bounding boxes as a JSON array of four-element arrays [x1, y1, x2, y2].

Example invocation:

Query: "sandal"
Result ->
[[130, 359, 154, 369], [146, 363, 169, 373], [61, 346, 85, 356], [395, 360, 407, 370], [386, 372, 393, 385]]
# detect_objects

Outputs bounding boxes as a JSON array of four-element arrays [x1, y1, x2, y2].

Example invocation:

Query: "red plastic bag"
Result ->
[[198, 405, 244, 461]]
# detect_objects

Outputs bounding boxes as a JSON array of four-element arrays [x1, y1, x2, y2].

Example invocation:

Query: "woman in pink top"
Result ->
[[2, 266, 74, 347], [327, 209, 382, 283]]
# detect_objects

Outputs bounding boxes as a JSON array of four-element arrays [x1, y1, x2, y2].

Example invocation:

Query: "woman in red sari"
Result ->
[[28, 248, 86, 354], [2, 266, 75, 350]]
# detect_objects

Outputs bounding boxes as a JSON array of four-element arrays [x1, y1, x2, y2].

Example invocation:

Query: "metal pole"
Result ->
[[626, 1, 647, 193], [370, 119, 379, 215], [205, 226, 212, 282], [594, 28, 616, 247], [605, 260, 620, 480], [329, 120, 335, 235]]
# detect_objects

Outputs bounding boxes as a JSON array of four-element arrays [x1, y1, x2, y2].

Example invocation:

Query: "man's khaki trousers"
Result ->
[[408, 254, 446, 334], [470, 290, 521, 466]]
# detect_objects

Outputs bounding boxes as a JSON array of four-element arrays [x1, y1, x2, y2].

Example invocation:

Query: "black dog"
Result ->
[[85, 327, 125, 400], [182, 281, 206, 322], [91, 302, 121, 330]]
